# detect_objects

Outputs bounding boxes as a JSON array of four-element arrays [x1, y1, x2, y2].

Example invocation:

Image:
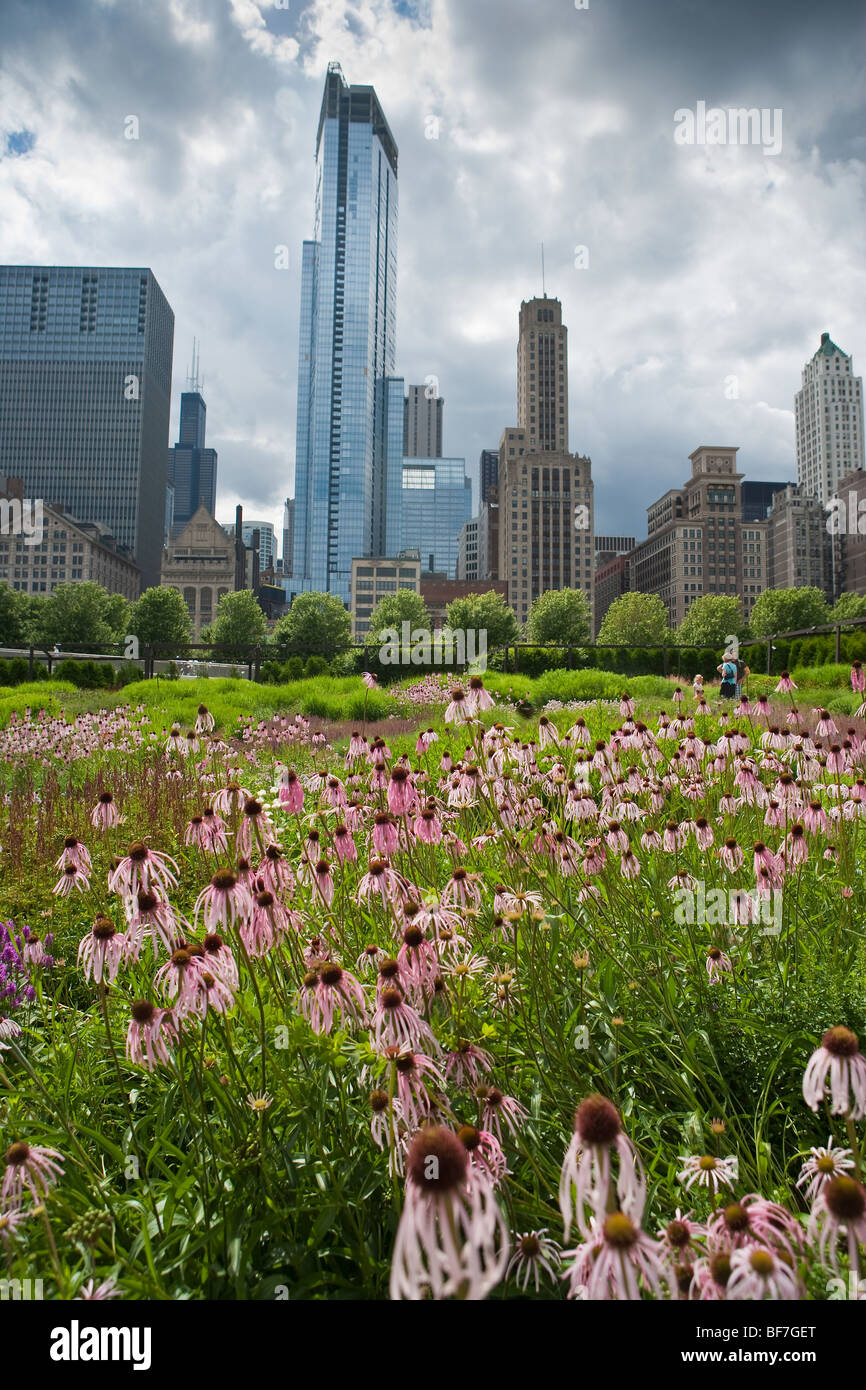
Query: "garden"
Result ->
[[1, 663, 865, 1301]]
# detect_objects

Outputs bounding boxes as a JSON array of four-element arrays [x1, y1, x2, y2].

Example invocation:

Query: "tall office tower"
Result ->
[[167, 368, 218, 535], [0, 265, 174, 589], [498, 297, 593, 626], [480, 449, 499, 504], [795, 332, 864, 503], [403, 384, 443, 457], [517, 296, 568, 452], [293, 63, 403, 604], [282, 498, 294, 576], [766, 485, 831, 596]]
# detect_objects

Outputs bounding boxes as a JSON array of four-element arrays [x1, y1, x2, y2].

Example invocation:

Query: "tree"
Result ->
[[365, 589, 431, 643], [0, 583, 32, 646], [209, 590, 267, 658], [35, 582, 129, 649], [272, 591, 351, 660], [445, 590, 519, 649], [830, 592, 866, 622], [525, 587, 592, 645], [749, 586, 829, 638], [598, 592, 670, 647], [129, 587, 192, 649], [677, 594, 745, 648]]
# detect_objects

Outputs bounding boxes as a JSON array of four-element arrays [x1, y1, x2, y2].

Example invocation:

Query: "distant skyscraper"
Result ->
[[397, 457, 472, 578], [403, 384, 443, 458], [168, 364, 218, 535], [292, 63, 403, 603], [223, 519, 276, 570], [282, 498, 294, 576], [0, 265, 174, 588], [517, 295, 568, 452], [480, 449, 499, 504], [795, 332, 864, 503]]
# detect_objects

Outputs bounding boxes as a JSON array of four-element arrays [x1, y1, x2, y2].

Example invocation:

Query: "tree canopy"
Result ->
[[272, 591, 352, 659], [525, 587, 592, 645], [598, 591, 670, 647], [444, 590, 519, 649], [748, 586, 829, 638], [676, 594, 745, 648]]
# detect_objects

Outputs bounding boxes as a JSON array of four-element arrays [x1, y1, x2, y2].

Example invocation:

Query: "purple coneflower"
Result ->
[[563, 1211, 669, 1301], [726, 1246, 801, 1300], [706, 947, 733, 984], [678, 1153, 738, 1197], [2, 1141, 64, 1208], [389, 1126, 509, 1301], [194, 868, 254, 934], [52, 862, 90, 897], [77, 916, 126, 985], [109, 841, 178, 899], [559, 1094, 645, 1240], [796, 1141, 855, 1203], [808, 1175, 866, 1274], [125, 1000, 176, 1070], [506, 1229, 562, 1293], [803, 1026, 866, 1119], [90, 791, 121, 830]]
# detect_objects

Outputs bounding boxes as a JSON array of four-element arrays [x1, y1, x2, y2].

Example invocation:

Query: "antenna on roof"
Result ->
[[186, 338, 202, 393]]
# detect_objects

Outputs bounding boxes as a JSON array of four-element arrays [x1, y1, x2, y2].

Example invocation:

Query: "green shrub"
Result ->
[[285, 657, 304, 681], [114, 662, 144, 688], [303, 655, 330, 679]]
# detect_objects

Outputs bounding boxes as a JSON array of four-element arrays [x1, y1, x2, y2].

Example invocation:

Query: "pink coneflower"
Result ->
[[53, 861, 90, 896], [54, 838, 88, 873], [803, 799, 829, 835], [706, 1195, 804, 1263], [719, 837, 743, 872], [77, 916, 126, 985], [690, 1252, 733, 1301], [277, 768, 304, 814], [706, 947, 733, 984], [372, 987, 440, 1053], [256, 843, 295, 895], [202, 933, 239, 989], [604, 819, 629, 854], [0, 1206, 29, 1251], [109, 841, 178, 899], [775, 671, 797, 694], [397, 925, 440, 1004], [186, 967, 235, 1019], [193, 868, 254, 934], [537, 716, 560, 749], [75, 1276, 122, 1300], [211, 781, 253, 817], [466, 676, 495, 714], [815, 709, 838, 739], [2, 1141, 64, 1208], [184, 814, 209, 851], [125, 1000, 177, 1070], [808, 1175, 866, 1274], [796, 1141, 855, 1203], [619, 849, 641, 880], [389, 1126, 509, 1301], [311, 858, 335, 907], [441, 867, 482, 910], [678, 1153, 738, 1197], [413, 807, 442, 844], [239, 889, 282, 956], [372, 813, 400, 857], [201, 807, 228, 853], [362, 671, 378, 690], [663, 821, 687, 853], [357, 859, 408, 909], [803, 1026, 866, 1119], [445, 1041, 493, 1088], [507, 1229, 562, 1293], [236, 797, 275, 858], [154, 948, 202, 1016], [693, 816, 714, 850], [332, 823, 357, 864], [124, 888, 185, 961], [458, 1124, 508, 1185], [563, 1211, 669, 1301], [726, 1245, 802, 1300], [480, 1086, 528, 1143], [444, 687, 470, 724], [90, 791, 121, 830], [299, 961, 367, 1035], [194, 703, 215, 734], [559, 1094, 645, 1240], [784, 823, 809, 865]]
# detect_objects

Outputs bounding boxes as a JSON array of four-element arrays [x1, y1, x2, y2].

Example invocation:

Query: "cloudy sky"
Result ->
[[1, 0, 865, 554]]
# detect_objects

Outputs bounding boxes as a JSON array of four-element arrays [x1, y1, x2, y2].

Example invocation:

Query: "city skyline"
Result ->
[[1, 0, 863, 557]]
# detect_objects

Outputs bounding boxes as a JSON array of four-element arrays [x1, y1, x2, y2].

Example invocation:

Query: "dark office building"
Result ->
[[0, 265, 174, 589], [167, 391, 218, 535], [480, 449, 499, 505], [740, 479, 790, 523]]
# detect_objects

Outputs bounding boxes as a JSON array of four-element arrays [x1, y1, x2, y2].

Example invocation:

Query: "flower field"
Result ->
[[1, 669, 865, 1302]]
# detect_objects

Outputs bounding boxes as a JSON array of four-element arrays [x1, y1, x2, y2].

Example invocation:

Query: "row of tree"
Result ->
[[0, 578, 863, 659]]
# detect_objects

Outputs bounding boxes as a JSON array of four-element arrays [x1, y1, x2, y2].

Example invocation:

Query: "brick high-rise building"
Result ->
[[629, 447, 767, 628], [498, 297, 594, 627], [766, 484, 831, 596], [480, 449, 499, 504]]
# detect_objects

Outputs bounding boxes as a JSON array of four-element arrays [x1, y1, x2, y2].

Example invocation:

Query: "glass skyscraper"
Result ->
[[0, 265, 174, 589], [292, 63, 404, 604], [168, 391, 218, 535], [397, 458, 473, 578]]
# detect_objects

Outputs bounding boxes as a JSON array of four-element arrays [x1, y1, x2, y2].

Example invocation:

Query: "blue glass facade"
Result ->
[[399, 457, 473, 578], [0, 265, 174, 589], [292, 66, 402, 604]]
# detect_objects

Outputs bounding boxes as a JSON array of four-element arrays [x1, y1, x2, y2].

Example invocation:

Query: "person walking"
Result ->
[[717, 649, 737, 700]]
